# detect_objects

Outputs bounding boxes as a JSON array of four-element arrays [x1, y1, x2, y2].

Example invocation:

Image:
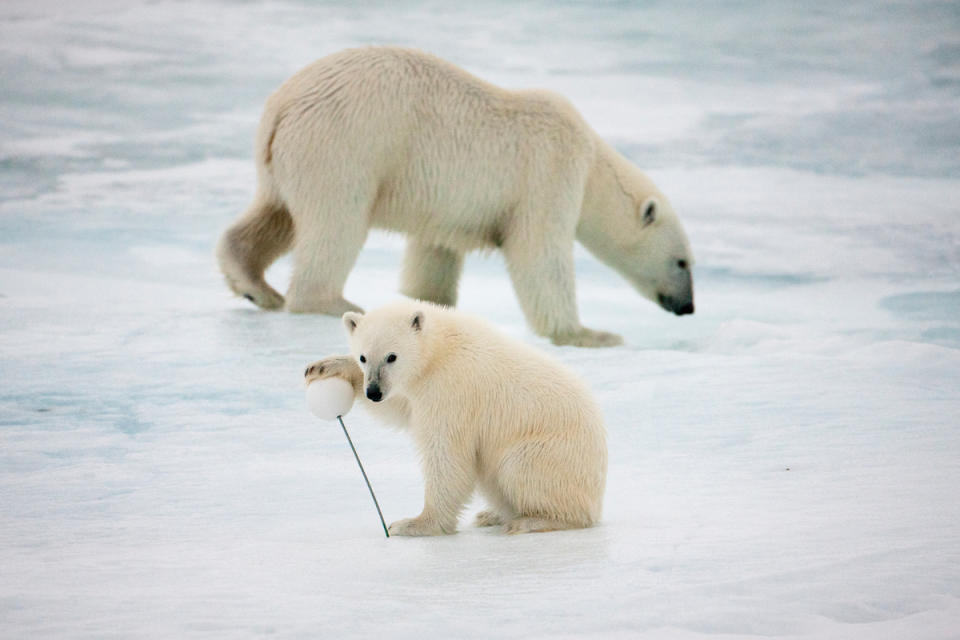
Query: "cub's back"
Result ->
[[428, 309, 604, 427]]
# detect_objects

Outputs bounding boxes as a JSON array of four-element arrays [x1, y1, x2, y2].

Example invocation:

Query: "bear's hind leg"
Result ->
[[284, 206, 367, 315], [504, 517, 583, 535], [494, 440, 600, 534], [475, 480, 516, 527], [400, 239, 464, 307], [475, 510, 505, 527], [216, 194, 293, 309]]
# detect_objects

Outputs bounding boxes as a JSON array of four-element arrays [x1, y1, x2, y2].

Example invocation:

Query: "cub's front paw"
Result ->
[[304, 356, 362, 390], [388, 517, 451, 537]]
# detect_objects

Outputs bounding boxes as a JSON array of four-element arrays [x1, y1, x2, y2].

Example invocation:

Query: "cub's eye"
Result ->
[[359, 355, 366, 363], [677, 259, 688, 270], [386, 353, 397, 363]]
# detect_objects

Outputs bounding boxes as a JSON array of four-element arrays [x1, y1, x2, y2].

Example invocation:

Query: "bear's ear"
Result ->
[[411, 311, 424, 333], [639, 197, 657, 227], [343, 311, 363, 334]]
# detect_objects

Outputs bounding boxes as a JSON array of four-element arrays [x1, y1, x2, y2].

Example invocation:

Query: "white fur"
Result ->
[[304, 300, 608, 535], [219, 46, 695, 347]]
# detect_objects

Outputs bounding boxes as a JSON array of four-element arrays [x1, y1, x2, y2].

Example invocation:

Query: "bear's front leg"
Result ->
[[304, 355, 363, 395], [388, 433, 476, 536], [503, 231, 623, 348]]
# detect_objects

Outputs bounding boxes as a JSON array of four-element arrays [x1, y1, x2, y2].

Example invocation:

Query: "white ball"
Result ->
[[305, 377, 355, 420]]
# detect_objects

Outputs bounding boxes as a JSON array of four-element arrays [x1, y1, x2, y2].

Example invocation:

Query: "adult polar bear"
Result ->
[[217, 47, 695, 347]]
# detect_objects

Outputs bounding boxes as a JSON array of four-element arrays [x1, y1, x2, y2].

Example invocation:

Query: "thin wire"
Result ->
[[338, 415, 390, 538]]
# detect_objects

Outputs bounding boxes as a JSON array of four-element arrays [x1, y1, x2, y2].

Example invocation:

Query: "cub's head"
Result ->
[[342, 306, 426, 403]]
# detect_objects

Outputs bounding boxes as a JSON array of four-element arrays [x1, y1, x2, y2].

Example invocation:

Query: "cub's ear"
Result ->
[[411, 311, 424, 333], [343, 311, 363, 334], [639, 197, 657, 227]]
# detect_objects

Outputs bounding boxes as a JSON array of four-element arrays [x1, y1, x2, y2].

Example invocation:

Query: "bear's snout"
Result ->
[[657, 293, 694, 316], [366, 383, 383, 402]]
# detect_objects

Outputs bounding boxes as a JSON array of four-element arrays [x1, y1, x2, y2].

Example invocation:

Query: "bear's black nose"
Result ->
[[366, 384, 383, 402], [658, 293, 695, 316], [676, 302, 695, 315]]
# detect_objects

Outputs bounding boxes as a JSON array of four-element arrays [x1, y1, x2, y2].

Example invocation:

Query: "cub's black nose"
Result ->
[[366, 385, 383, 402], [676, 302, 695, 316]]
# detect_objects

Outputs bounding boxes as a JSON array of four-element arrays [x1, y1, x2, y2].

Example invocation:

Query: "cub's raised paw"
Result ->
[[304, 356, 362, 390]]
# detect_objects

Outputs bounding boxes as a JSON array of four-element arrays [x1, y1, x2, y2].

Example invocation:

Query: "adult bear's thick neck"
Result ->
[[577, 140, 659, 263]]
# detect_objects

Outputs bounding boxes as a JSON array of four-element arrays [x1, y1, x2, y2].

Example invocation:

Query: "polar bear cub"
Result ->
[[304, 300, 608, 535]]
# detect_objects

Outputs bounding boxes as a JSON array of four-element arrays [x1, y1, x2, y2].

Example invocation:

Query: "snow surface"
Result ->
[[2, 1, 960, 638]]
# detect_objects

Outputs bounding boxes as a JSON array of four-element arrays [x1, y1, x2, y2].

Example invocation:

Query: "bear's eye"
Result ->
[[359, 355, 366, 363], [677, 259, 688, 270], [386, 353, 397, 363]]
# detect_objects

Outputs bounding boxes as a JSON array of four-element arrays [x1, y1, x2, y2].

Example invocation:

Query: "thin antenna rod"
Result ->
[[338, 415, 390, 538]]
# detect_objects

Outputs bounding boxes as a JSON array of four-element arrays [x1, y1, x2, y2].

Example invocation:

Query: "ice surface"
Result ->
[[2, 1, 959, 638]]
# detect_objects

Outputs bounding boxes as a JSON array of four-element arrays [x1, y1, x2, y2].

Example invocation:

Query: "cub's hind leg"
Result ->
[[503, 517, 583, 535], [494, 439, 604, 534], [475, 510, 505, 527], [475, 480, 516, 528]]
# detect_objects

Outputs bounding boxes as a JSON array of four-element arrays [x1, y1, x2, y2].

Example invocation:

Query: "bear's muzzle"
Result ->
[[657, 293, 694, 316]]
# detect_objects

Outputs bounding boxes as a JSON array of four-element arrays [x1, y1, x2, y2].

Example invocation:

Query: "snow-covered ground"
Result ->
[[2, 1, 959, 638]]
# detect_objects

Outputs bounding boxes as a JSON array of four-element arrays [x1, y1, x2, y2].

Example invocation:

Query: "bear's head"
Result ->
[[342, 305, 426, 403], [580, 163, 695, 316], [621, 195, 694, 316]]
